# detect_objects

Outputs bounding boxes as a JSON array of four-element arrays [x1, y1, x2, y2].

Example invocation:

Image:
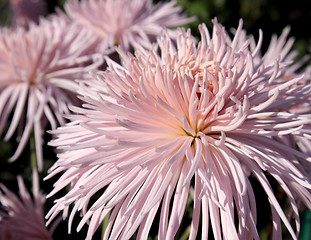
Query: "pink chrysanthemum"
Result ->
[[0, 16, 102, 171], [46, 20, 311, 240], [0, 169, 57, 240], [64, 0, 195, 53], [9, 0, 47, 27]]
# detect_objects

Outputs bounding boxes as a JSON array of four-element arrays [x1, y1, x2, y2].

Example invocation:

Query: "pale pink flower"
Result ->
[[45, 20, 311, 240], [9, 0, 47, 27], [0, 169, 56, 240], [64, 0, 195, 53], [0, 16, 102, 171]]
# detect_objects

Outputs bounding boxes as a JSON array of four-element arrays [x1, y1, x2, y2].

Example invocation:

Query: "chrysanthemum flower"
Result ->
[[0, 16, 102, 171], [64, 0, 195, 53], [9, 0, 47, 27], [0, 169, 57, 240], [46, 20, 311, 240]]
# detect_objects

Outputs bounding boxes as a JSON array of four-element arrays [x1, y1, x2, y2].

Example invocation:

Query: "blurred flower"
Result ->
[[264, 28, 311, 169], [237, 25, 311, 111], [0, 16, 102, 171], [233, 24, 311, 178], [243, 26, 311, 171], [0, 169, 56, 240], [64, 0, 195, 53], [9, 0, 47, 27], [46, 20, 311, 239]]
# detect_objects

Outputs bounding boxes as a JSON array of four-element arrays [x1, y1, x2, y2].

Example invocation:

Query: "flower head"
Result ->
[[64, 0, 195, 53], [0, 16, 102, 170], [0, 169, 55, 240], [46, 20, 311, 239]]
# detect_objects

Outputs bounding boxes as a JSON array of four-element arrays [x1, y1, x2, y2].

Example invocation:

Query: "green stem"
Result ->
[[30, 131, 37, 170], [179, 225, 191, 240], [299, 209, 311, 240], [101, 212, 111, 239]]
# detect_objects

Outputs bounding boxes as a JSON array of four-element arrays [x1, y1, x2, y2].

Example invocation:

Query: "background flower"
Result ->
[[0, 16, 102, 171], [63, 0, 195, 53], [46, 20, 311, 239], [247, 26, 311, 173], [9, 0, 47, 27], [265, 29, 311, 174], [0, 169, 57, 240]]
